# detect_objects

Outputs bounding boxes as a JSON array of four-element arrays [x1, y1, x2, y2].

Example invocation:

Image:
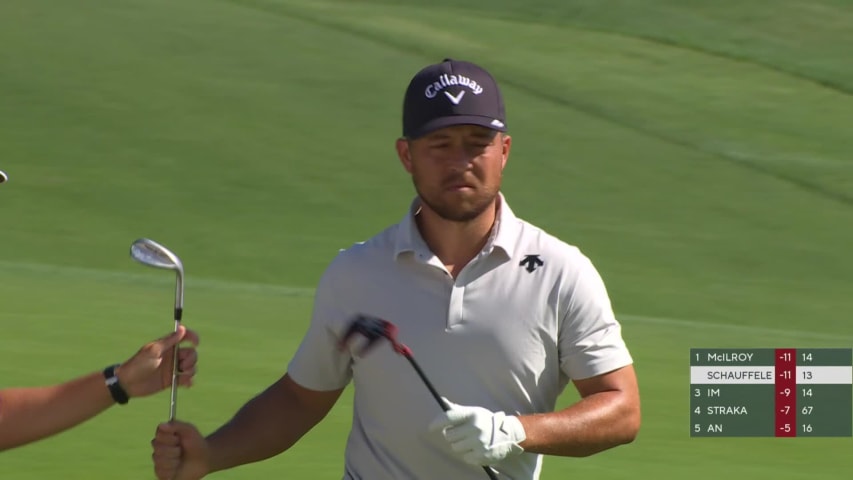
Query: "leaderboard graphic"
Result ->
[[690, 348, 853, 437]]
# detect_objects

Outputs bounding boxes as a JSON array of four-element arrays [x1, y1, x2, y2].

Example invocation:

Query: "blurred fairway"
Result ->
[[1, 0, 852, 478]]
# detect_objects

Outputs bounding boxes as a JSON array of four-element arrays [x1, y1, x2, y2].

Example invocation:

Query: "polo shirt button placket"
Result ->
[[446, 258, 481, 330], [447, 278, 465, 330]]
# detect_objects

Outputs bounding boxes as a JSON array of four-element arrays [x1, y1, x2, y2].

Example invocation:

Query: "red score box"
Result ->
[[775, 348, 797, 437]]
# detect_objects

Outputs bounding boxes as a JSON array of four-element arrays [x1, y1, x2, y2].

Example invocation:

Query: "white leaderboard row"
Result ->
[[690, 366, 853, 384]]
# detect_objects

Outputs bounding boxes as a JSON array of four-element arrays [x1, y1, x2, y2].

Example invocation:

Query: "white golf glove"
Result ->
[[428, 398, 527, 466]]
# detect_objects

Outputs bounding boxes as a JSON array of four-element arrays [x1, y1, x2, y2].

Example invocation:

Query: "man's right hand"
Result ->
[[152, 420, 210, 480]]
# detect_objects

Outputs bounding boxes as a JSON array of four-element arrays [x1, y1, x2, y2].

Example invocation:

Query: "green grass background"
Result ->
[[1, 0, 851, 478]]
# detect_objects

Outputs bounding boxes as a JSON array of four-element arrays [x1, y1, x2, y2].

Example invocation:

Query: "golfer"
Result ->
[[0, 325, 199, 451], [151, 58, 640, 480]]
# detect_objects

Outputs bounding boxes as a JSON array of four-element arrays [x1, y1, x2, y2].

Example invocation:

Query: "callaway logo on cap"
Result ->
[[402, 58, 507, 139]]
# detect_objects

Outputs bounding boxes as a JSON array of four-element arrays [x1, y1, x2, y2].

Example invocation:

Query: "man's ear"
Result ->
[[396, 138, 413, 173], [501, 133, 511, 170]]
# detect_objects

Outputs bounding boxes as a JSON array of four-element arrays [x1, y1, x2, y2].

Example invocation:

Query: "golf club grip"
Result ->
[[401, 355, 499, 480], [169, 317, 180, 421]]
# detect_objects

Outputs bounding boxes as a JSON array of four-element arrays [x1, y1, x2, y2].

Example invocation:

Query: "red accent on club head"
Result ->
[[338, 315, 403, 357], [383, 321, 399, 341], [394, 343, 413, 356]]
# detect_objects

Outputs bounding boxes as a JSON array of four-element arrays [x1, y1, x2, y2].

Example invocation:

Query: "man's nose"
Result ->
[[445, 146, 474, 170]]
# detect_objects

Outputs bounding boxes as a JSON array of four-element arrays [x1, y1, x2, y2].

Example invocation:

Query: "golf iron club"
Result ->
[[129, 238, 184, 422], [339, 315, 500, 480]]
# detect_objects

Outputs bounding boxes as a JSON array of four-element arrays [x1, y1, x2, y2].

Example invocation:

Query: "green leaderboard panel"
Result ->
[[690, 349, 852, 437]]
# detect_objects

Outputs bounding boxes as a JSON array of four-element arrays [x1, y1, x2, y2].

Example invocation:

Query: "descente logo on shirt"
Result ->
[[424, 74, 484, 98]]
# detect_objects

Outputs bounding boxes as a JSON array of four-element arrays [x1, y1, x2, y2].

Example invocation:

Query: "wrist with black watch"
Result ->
[[102, 364, 130, 405]]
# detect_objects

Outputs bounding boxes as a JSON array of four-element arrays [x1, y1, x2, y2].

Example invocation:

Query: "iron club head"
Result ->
[[0, 170, 8, 184], [130, 238, 184, 311], [130, 238, 183, 273]]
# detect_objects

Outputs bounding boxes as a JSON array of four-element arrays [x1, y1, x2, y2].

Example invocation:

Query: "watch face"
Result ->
[[104, 366, 129, 404]]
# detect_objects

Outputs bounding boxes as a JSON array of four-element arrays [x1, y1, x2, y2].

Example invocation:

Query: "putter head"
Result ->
[[338, 315, 410, 356], [130, 238, 183, 273], [0, 170, 7, 184]]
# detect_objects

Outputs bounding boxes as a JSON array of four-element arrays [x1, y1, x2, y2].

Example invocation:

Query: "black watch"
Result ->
[[103, 364, 130, 405]]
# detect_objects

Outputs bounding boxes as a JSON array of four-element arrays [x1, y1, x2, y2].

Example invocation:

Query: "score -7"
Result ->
[[781, 405, 815, 414]]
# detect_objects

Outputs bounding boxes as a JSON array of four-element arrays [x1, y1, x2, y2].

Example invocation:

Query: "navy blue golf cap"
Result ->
[[402, 58, 507, 139]]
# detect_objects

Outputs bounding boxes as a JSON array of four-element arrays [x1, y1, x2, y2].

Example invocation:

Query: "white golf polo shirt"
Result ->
[[287, 193, 633, 480]]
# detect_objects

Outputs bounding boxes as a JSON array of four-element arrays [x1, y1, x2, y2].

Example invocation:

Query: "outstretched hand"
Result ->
[[117, 325, 200, 398]]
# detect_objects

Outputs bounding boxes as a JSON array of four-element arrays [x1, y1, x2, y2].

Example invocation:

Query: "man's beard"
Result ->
[[413, 182, 498, 222]]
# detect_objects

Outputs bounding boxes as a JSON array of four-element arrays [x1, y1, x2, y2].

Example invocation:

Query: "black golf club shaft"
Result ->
[[401, 352, 500, 480], [402, 353, 449, 411]]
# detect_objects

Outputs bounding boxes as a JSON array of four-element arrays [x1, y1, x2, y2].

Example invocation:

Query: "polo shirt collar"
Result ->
[[393, 192, 520, 261]]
